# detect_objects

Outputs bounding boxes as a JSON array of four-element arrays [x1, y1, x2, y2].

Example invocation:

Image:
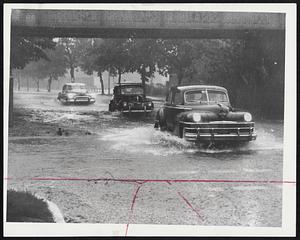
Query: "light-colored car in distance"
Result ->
[[57, 83, 96, 104]]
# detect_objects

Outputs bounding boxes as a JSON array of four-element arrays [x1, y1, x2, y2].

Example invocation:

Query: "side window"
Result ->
[[173, 92, 182, 105]]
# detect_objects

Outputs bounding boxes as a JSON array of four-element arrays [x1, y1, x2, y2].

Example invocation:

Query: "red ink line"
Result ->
[[125, 184, 143, 236], [176, 190, 203, 222], [167, 181, 203, 222], [4, 177, 296, 184], [131, 185, 142, 211]]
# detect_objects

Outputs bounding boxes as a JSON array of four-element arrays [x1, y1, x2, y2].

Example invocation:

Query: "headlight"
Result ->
[[67, 93, 76, 99], [147, 102, 152, 107], [244, 113, 252, 122], [123, 102, 128, 107], [192, 113, 201, 122]]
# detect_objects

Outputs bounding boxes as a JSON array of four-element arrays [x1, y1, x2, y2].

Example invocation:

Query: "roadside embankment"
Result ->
[[7, 189, 55, 222]]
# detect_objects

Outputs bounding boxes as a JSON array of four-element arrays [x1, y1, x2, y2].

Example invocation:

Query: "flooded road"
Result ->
[[7, 92, 285, 227]]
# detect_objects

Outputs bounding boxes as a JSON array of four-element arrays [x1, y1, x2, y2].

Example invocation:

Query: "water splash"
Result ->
[[101, 125, 193, 156], [100, 123, 283, 156]]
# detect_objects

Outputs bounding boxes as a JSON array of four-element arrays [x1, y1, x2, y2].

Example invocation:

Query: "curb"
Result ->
[[35, 194, 65, 223], [45, 199, 65, 223]]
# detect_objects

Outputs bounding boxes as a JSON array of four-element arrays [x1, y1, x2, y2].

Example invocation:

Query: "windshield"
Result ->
[[207, 90, 228, 102], [185, 90, 208, 103], [185, 89, 228, 103], [121, 86, 144, 95], [65, 84, 87, 93]]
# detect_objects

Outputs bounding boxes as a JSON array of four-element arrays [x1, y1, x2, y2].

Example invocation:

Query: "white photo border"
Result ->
[[3, 3, 297, 237]]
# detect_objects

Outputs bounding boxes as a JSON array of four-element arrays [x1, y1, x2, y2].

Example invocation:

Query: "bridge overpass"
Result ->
[[11, 9, 285, 38]]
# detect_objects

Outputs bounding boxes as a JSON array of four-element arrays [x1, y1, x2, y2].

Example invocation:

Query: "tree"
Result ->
[[10, 36, 56, 69], [17, 45, 67, 92], [17, 61, 42, 92], [79, 39, 107, 95], [58, 38, 88, 82], [9, 36, 56, 125], [155, 39, 201, 85], [127, 38, 161, 94], [99, 39, 131, 83], [79, 38, 133, 94], [37, 45, 67, 92]]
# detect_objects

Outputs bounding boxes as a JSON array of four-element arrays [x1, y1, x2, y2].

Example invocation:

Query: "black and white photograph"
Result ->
[[3, 3, 296, 237]]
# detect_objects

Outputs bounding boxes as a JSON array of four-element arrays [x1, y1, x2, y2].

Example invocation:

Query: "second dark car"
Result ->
[[109, 83, 154, 113]]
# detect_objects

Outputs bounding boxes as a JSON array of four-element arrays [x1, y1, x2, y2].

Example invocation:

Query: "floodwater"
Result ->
[[6, 91, 287, 228]]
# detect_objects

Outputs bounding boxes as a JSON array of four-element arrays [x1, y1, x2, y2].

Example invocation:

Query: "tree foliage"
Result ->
[[75, 35, 283, 119], [127, 38, 161, 93], [79, 39, 106, 94], [57, 38, 87, 82], [18, 44, 67, 92], [10, 36, 56, 70]]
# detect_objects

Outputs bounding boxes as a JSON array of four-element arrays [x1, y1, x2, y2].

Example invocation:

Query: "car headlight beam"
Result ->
[[244, 113, 252, 122], [192, 113, 201, 122]]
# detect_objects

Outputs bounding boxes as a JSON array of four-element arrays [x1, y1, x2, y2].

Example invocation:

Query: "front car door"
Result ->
[[164, 89, 184, 130]]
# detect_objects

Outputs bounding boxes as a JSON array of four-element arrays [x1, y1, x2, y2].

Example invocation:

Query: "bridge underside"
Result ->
[[10, 9, 285, 39], [11, 26, 284, 39]]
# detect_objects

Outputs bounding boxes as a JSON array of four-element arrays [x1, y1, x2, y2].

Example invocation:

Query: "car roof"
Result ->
[[64, 83, 86, 86], [173, 85, 227, 92]]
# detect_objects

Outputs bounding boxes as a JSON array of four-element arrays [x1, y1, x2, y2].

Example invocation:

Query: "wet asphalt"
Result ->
[[7, 91, 284, 227]]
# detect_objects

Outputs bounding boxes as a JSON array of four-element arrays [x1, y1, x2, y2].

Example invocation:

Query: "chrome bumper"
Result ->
[[63, 98, 95, 103], [182, 121, 257, 142], [122, 109, 153, 113]]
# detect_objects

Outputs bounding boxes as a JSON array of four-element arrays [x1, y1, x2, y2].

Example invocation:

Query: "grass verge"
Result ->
[[7, 189, 54, 222]]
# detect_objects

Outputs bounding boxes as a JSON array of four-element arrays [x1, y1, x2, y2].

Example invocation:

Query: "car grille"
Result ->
[[182, 122, 256, 141], [184, 126, 254, 135], [75, 97, 89, 101]]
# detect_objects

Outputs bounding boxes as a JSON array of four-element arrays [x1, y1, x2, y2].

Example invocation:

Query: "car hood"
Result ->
[[68, 91, 90, 96], [180, 103, 250, 122], [185, 102, 231, 113]]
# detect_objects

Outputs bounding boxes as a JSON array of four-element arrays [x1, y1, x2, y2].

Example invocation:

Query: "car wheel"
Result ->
[[156, 110, 167, 131], [109, 103, 114, 112], [159, 118, 167, 131], [174, 123, 183, 138]]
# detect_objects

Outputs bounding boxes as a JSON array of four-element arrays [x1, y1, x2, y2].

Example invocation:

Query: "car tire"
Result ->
[[158, 117, 167, 131], [174, 123, 183, 138], [109, 103, 114, 112]]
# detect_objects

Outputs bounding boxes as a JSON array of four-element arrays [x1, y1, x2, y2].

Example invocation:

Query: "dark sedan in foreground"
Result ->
[[57, 83, 95, 104], [155, 85, 257, 144]]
